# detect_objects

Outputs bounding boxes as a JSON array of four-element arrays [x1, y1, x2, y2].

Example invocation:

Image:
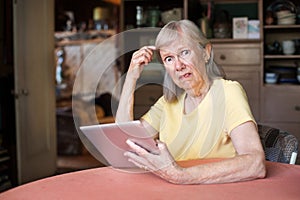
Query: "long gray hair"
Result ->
[[155, 20, 225, 103]]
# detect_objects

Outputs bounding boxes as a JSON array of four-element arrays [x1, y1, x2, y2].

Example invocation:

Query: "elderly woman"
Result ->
[[116, 19, 266, 184]]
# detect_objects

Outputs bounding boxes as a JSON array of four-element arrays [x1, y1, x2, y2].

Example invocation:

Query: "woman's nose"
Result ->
[[175, 57, 186, 71]]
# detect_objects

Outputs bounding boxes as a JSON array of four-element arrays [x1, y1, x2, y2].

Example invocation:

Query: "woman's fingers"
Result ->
[[125, 139, 157, 170], [124, 137, 181, 182], [126, 139, 149, 156], [128, 46, 156, 79], [125, 139, 176, 172], [132, 46, 156, 66], [124, 147, 151, 170]]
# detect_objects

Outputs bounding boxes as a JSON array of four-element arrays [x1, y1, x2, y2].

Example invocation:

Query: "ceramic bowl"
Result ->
[[265, 73, 278, 84]]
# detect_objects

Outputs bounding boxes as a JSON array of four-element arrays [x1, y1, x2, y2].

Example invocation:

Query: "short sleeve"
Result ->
[[224, 81, 256, 135]]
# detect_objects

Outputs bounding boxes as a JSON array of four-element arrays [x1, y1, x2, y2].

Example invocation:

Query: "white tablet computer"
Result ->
[[80, 120, 158, 168]]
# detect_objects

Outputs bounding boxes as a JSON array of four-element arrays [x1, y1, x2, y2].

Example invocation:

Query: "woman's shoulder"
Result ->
[[217, 78, 241, 86], [215, 78, 244, 91], [212, 79, 246, 99], [155, 94, 183, 106]]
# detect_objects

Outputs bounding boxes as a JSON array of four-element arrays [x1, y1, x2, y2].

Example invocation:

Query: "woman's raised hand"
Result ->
[[127, 46, 156, 80]]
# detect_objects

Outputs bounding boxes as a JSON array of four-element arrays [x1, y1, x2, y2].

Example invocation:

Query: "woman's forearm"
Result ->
[[116, 46, 155, 122], [115, 76, 137, 122], [168, 153, 266, 184]]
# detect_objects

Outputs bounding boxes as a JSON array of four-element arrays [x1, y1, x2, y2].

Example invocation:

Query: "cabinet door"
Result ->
[[261, 86, 300, 123], [224, 70, 260, 121], [14, 0, 56, 184]]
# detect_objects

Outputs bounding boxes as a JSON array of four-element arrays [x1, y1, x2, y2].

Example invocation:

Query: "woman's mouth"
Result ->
[[180, 73, 192, 79]]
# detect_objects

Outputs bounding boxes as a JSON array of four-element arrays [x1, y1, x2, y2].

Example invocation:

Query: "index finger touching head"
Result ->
[[146, 45, 156, 50]]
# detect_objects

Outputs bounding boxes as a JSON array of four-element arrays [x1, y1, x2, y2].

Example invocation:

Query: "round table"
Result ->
[[1, 160, 300, 200]]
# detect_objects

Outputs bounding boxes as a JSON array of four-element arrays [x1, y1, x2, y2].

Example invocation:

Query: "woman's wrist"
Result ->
[[163, 162, 186, 184], [125, 70, 140, 82]]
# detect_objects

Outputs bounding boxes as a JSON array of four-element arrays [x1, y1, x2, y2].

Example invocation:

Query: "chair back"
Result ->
[[258, 124, 298, 164]]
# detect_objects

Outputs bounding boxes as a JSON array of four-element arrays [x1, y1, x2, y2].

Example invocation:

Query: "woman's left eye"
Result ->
[[181, 49, 190, 57]]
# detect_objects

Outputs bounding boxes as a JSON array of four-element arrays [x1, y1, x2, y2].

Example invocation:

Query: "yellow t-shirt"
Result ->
[[141, 79, 255, 161]]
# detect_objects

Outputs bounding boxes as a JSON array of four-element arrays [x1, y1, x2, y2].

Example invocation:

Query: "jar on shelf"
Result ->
[[213, 10, 231, 38], [93, 7, 109, 30], [146, 7, 161, 27], [136, 6, 144, 27]]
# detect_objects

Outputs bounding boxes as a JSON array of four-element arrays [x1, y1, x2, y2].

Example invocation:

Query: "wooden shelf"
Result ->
[[263, 83, 300, 89], [210, 38, 261, 44], [264, 54, 300, 59], [264, 24, 300, 29]]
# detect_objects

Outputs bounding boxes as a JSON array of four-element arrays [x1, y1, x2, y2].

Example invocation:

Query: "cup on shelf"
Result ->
[[282, 40, 295, 55], [265, 72, 278, 84]]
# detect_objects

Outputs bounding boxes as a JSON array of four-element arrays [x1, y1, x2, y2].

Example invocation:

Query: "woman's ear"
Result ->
[[204, 43, 212, 59], [202, 43, 211, 63]]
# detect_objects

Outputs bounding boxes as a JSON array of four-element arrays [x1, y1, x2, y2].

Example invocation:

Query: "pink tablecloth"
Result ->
[[1, 160, 300, 200]]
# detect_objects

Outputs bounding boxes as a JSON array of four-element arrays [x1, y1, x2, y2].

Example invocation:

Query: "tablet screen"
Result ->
[[80, 120, 158, 168]]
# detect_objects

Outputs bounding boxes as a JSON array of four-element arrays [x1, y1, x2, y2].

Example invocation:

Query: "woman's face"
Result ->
[[159, 39, 208, 92]]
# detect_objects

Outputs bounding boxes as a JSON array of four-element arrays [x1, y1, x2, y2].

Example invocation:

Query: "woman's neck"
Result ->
[[184, 81, 211, 114], [186, 79, 211, 97]]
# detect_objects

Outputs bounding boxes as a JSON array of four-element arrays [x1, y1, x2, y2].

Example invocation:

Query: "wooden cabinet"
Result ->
[[213, 43, 261, 66], [260, 0, 300, 164], [262, 86, 300, 123], [262, 0, 300, 87]]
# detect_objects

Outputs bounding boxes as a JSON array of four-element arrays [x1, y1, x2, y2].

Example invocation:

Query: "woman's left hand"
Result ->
[[124, 139, 183, 184]]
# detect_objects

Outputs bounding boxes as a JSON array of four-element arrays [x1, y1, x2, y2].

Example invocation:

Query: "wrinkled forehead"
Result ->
[[156, 31, 199, 56], [155, 28, 195, 50], [159, 40, 186, 54]]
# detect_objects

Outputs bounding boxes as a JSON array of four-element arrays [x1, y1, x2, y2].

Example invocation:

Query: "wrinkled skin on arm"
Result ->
[[125, 121, 266, 184]]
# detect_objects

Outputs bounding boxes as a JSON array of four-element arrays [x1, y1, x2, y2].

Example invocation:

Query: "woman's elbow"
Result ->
[[255, 153, 267, 179]]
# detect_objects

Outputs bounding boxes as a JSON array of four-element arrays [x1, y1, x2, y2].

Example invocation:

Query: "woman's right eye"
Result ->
[[164, 56, 174, 65]]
